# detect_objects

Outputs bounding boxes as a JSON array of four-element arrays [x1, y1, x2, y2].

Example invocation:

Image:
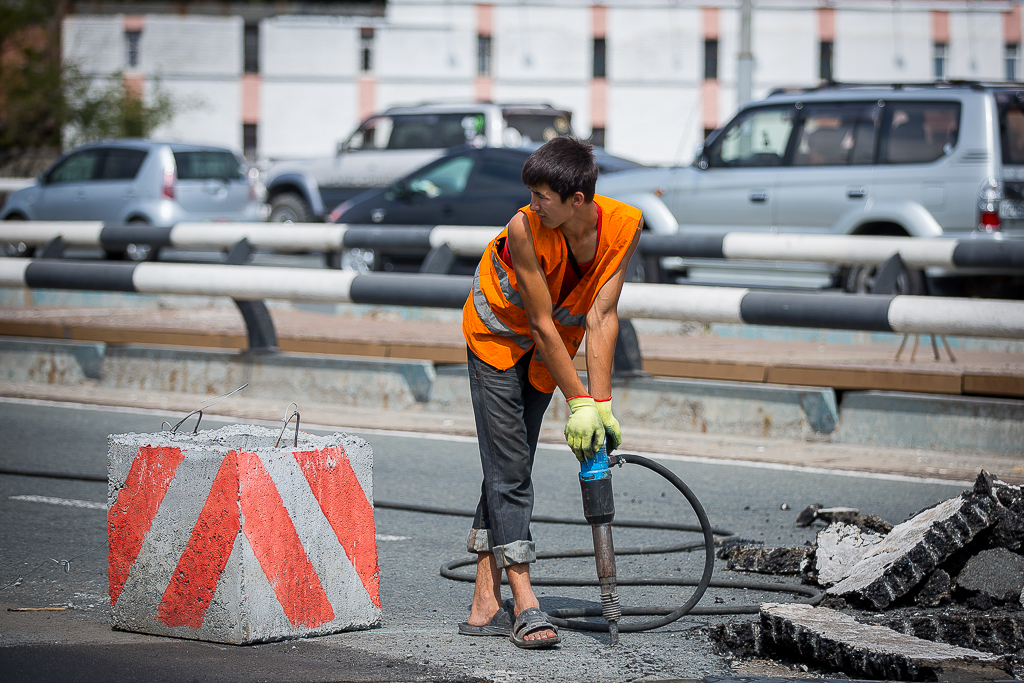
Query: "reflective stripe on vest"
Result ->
[[463, 195, 642, 392]]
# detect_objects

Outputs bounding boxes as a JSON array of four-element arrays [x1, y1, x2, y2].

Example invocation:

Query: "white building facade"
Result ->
[[63, 0, 1023, 167]]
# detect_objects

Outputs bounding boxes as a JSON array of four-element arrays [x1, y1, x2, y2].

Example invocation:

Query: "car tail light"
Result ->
[[162, 168, 176, 200], [328, 200, 354, 223], [977, 178, 1002, 232]]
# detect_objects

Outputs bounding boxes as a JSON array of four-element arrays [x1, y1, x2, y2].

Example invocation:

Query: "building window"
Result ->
[[243, 124, 258, 161], [934, 42, 948, 81], [477, 35, 492, 76], [590, 127, 606, 147], [704, 39, 718, 80], [819, 41, 834, 82], [592, 38, 606, 79], [244, 24, 259, 74], [360, 27, 374, 73], [1007, 43, 1020, 81], [125, 30, 141, 69]]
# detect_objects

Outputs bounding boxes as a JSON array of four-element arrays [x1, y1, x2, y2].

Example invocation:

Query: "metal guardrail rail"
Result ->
[[2, 259, 1022, 371], [2, 221, 1023, 271]]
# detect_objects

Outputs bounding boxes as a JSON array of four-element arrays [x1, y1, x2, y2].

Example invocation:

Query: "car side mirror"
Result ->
[[36, 172, 48, 185], [336, 141, 348, 155], [385, 180, 409, 201]]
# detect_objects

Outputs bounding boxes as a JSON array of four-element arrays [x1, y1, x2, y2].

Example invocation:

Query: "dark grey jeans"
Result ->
[[466, 347, 553, 568]]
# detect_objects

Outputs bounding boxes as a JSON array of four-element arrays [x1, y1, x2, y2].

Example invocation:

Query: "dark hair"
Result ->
[[521, 137, 598, 203]]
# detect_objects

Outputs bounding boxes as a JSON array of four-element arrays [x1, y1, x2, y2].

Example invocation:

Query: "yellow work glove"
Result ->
[[564, 396, 606, 462], [594, 398, 621, 454]]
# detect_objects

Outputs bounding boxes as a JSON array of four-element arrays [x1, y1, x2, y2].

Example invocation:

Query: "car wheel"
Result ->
[[842, 263, 926, 295], [106, 219, 160, 262], [337, 247, 377, 273], [2, 214, 34, 257], [269, 193, 313, 223]]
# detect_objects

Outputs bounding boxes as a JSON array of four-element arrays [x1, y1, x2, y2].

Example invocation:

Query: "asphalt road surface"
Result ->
[[0, 397, 967, 682]]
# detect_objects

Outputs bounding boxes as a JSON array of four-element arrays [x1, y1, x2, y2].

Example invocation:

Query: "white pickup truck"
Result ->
[[264, 102, 574, 222]]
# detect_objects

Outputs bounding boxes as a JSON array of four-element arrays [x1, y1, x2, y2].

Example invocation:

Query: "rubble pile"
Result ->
[[708, 471, 1024, 681]]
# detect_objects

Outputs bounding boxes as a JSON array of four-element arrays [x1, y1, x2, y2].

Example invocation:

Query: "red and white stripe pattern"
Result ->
[[108, 429, 380, 644]]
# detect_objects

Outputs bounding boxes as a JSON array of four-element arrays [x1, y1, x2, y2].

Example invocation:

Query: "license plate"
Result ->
[[999, 199, 1024, 219]]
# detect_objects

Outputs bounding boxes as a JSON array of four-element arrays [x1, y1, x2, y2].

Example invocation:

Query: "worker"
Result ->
[[459, 136, 642, 649]]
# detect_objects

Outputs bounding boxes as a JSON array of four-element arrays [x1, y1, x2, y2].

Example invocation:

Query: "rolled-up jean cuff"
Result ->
[[493, 540, 536, 568], [467, 528, 493, 554]]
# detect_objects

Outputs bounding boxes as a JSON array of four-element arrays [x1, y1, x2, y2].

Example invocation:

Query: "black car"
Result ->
[[327, 145, 642, 273]]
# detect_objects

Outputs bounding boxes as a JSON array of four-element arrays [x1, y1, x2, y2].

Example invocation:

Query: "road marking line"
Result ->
[[374, 534, 409, 542], [9, 494, 107, 510]]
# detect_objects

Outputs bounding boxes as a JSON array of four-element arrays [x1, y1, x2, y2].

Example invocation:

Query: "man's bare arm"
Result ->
[[585, 228, 641, 400], [507, 212, 588, 399]]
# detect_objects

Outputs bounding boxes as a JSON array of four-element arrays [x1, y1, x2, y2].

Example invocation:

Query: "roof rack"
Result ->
[[767, 80, 1024, 97]]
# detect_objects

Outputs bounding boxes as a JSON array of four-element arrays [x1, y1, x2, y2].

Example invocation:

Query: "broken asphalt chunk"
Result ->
[[827, 491, 995, 610], [815, 522, 886, 587], [760, 603, 1012, 681], [955, 547, 1024, 605]]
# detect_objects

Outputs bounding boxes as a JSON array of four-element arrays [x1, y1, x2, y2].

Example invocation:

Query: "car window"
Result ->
[[882, 102, 960, 164], [347, 116, 395, 151], [471, 155, 525, 192], [47, 149, 103, 183], [504, 113, 572, 145], [97, 148, 148, 180], [389, 116, 438, 150], [173, 151, 245, 180], [707, 106, 794, 168], [792, 104, 879, 166], [1000, 99, 1024, 165], [405, 155, 475, 198]]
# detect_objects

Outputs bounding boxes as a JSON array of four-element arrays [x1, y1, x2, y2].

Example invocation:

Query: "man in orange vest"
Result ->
[[459, 137, 642, 648]]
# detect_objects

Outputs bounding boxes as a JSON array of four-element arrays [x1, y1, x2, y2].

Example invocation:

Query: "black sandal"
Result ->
[[509, 607, 561, 649]]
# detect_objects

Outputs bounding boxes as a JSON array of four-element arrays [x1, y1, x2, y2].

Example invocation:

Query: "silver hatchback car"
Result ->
[[2, 139, 263, 257], [598, 82, 1024, 296]]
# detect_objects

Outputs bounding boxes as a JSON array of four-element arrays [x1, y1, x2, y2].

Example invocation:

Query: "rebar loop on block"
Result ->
[[172, 409, 203, 434], [167, 383, 249, 434], [275, 403, 300, 448]]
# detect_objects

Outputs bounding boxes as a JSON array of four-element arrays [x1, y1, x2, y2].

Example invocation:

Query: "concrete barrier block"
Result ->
[[0, 337, 105, 383], [761, 603, 1012, 681], [107, 425, 380, 644], [833, 391, 1024, 456]]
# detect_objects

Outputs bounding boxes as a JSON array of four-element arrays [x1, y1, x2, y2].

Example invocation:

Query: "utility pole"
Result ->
[[737, 0, 753, 105]]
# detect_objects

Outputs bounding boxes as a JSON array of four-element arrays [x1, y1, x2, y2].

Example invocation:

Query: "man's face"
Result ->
[[528, 183, 576, 229]]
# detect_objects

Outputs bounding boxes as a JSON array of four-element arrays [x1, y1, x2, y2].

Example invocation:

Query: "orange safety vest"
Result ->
[[462, 194, 642, 393]]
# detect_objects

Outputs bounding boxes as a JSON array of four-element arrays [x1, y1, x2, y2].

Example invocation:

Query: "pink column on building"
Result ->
[[241, 75, 260, 128], [123, 15, 145, 96], [932, 10, 950, 45], [475, 4, 493, 102], [700, 7, 719, 134], [1005, 5, 1022, 47]]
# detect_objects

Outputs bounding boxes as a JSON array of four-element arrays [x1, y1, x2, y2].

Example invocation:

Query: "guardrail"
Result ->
[[3, 221, 1022, 273], [2, 259, 1021, 370]]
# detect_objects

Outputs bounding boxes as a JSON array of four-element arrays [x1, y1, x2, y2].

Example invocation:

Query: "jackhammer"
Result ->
[[578, 444, 621, 644]]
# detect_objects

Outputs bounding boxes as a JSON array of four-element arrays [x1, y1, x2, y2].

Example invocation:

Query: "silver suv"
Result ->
[[264, 102, 573, 222], [2, 139, 263, 257], [598, 82, 1024, 296]]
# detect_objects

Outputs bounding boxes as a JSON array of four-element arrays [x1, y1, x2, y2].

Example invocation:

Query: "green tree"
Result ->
[[63, 71, 178, 148]]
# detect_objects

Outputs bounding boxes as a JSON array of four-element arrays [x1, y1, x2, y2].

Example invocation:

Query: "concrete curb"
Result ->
[[2, 336, 1022, 456]]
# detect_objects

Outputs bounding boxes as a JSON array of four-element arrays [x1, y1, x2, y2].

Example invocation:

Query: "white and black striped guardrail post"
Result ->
[[3, 259, 1023, 367]]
